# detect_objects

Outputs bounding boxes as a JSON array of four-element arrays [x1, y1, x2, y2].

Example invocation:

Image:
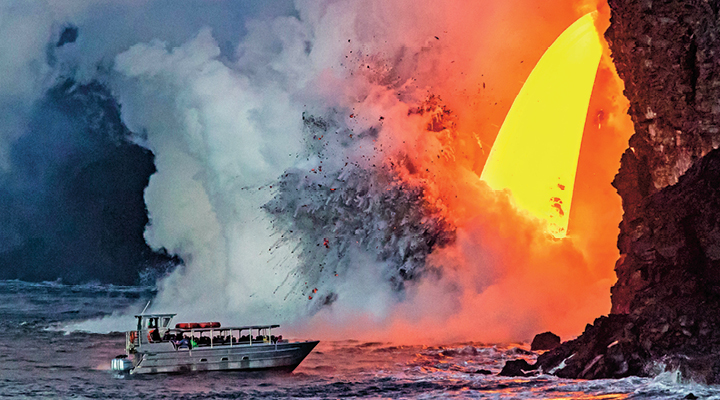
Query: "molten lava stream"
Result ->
[[480, 12, 602, 238]]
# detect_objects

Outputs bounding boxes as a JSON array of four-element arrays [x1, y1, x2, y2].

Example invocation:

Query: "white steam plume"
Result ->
[[111, 0, 460, 324], [2, 0, 620, 342]]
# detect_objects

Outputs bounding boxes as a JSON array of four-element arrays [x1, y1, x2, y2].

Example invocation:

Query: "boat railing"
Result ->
[[126, 327, 286, 351]]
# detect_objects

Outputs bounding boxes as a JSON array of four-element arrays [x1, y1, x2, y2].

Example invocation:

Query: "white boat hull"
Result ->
[[127, 341, 318, 375]]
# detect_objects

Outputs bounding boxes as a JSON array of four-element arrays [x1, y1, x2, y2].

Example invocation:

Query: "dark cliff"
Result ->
[[606, 0, 720, 314], [0, 80, 178, 285], [533, 0, 720, 382], [537, 149, 720, 382]]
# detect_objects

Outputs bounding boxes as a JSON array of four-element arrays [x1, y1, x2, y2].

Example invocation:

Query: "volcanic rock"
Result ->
[[0, 80, 179, 285], [530, 331, 561, 351], [540, 147, 720, 382], [536, 314, 643, 379], [498, 359, 537, 377], [606, 0, 720, 313], [538, 0, 720, 382]]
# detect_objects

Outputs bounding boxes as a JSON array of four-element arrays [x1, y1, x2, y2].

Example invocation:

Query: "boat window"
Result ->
[[221, 357, 228, 361], [242, 356, 249, 361], [200, 358, 207, 362], [162, 317, 171, 328]]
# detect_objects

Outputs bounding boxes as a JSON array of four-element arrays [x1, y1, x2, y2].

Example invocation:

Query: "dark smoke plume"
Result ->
[[264, 112, 456, 308]]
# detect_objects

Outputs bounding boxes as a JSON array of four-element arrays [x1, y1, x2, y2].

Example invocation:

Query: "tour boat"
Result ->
[[110, 313, 318, 374]]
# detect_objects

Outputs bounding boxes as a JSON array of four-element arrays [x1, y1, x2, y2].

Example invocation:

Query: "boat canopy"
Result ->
[[172, 324, 280, 332], [131, 313, 279, 334], [134, 313, 177, 319]]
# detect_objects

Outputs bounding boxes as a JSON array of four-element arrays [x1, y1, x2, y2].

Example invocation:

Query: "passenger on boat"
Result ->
[[149, 328, 162, 342], [173, 337, 192, 350], [146, 319, 162, 342]]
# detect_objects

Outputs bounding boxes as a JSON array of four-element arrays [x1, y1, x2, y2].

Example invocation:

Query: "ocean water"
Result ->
[[1, 280, 719, 399]]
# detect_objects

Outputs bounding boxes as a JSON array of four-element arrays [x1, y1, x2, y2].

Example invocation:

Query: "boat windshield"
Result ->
[[135, 313, 176, 331]]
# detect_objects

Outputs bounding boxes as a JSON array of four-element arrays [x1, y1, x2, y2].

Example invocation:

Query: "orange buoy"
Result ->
[[175, 322, 201, 329]]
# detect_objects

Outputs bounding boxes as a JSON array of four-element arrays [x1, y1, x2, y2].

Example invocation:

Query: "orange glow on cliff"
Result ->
[[480, 12, 602, 237]]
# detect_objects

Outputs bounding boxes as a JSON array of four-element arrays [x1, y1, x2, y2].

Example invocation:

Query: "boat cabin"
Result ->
[[135, 313, 176, 333], [126, 314, 283, 352]]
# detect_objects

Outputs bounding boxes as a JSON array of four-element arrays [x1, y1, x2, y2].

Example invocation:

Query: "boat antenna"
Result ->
[[140, 300, 151, 315]]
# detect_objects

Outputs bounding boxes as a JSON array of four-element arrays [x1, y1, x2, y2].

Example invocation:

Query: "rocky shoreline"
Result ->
[[536, 147, 720, 382]]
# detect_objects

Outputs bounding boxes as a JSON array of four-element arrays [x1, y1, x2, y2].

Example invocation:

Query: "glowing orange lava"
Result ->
[[480, 12, 603, 238]]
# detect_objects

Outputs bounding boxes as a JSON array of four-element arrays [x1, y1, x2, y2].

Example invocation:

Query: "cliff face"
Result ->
[[537, 149, 720, 381], [607, 0, 720, 313], [0, 80, 179, 285], [534, 0, 720, 382]]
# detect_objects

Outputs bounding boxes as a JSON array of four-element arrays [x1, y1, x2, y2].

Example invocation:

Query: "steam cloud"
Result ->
[[1, 0, 630, 342]]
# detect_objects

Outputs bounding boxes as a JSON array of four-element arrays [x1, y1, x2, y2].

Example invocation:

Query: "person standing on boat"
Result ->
[[147, 319, 162, 342], [149, 327, 161, 342]]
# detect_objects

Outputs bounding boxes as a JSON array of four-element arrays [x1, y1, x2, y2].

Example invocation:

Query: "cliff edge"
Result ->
[[536, 0, 720, 382]]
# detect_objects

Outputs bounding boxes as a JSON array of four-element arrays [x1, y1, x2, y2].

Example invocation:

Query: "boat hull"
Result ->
[[129, 341, 318, 375]]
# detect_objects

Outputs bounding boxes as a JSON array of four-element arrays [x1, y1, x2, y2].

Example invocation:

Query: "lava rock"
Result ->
[[0, 80, 179, 285], [498, 359, 536, 377], [540, 148, 720, 381], [607, 0, 720, 314], [531, 331, 561, 351], [535, 314, 644, 379]]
